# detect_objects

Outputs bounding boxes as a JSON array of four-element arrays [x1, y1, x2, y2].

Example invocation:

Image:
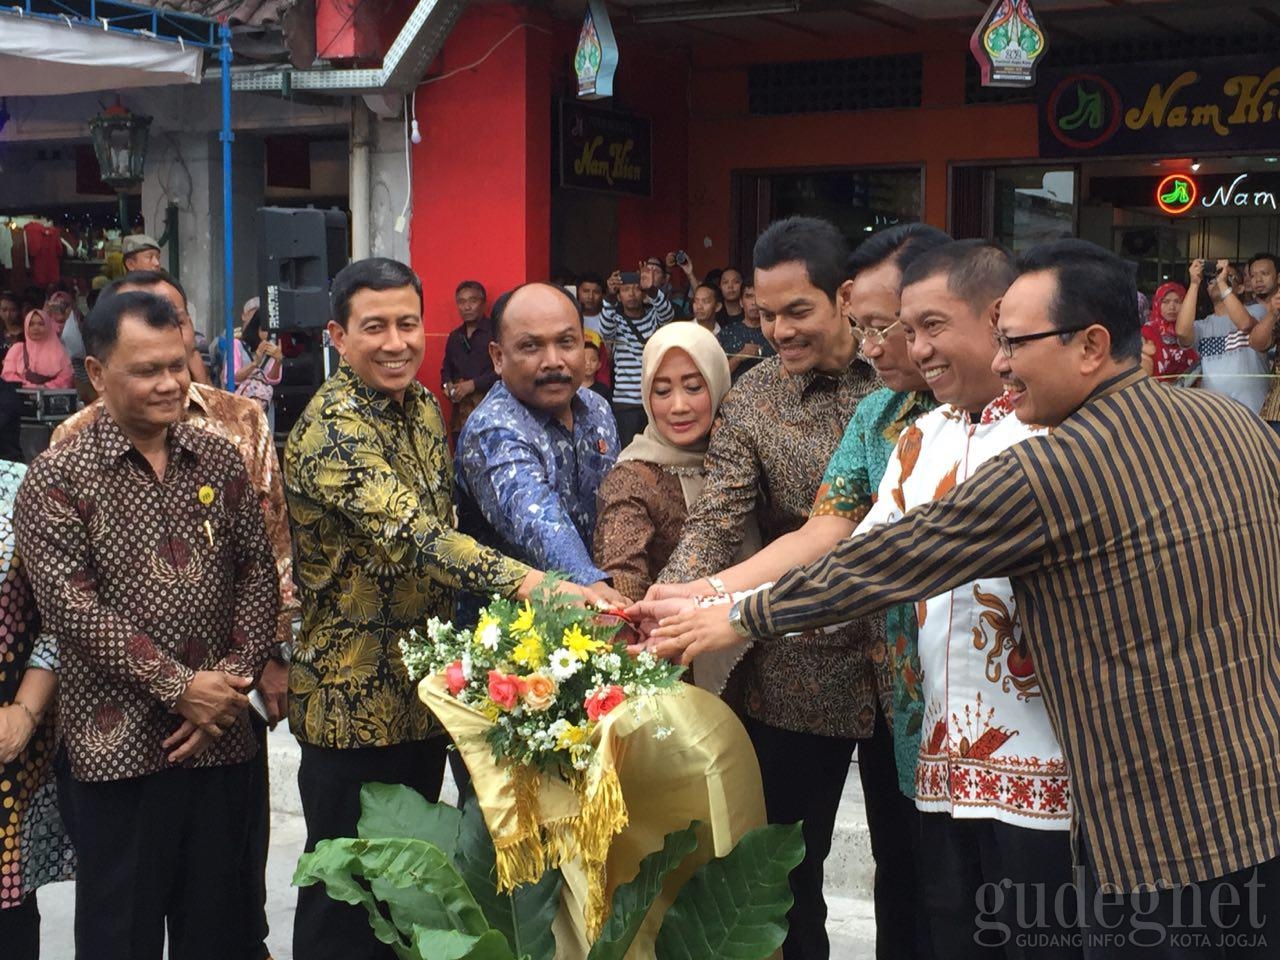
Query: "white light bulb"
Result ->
[[410, 119, 422, 145]]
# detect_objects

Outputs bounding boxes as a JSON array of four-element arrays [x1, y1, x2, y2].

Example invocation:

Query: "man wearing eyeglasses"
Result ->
[[639, 238, 1280, 959]]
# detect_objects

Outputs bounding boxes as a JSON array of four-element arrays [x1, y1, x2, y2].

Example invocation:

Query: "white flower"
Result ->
[[599, 652, 622, 674], [426, 617, 446, 642], [477, 621, 501, 651], [547, 718, 571, 740], [549, 648, 581, 680], [460, 650, 474, 680]]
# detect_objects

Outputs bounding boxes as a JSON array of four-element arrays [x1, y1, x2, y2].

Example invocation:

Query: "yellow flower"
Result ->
[[509, 601, 536, 636], [556, 723, 589, 750], [197, 485, 215, 506], [474, 612, 502, 651], [511, 630, 546, 669], [562, 624, 602, 662]]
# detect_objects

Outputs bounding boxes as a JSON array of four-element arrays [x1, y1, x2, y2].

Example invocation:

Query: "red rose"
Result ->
[[585, 685, 626, 722], [445, 661, 467, 696], [487, 670, 526, 711]]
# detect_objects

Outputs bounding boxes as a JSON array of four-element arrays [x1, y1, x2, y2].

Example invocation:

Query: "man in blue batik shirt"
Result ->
[[456, 282, 627, 607]]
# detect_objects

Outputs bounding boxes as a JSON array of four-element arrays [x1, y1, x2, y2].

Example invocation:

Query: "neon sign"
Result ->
[[1154, 172, 1279, 215], [1156, 174, 1197, 214]]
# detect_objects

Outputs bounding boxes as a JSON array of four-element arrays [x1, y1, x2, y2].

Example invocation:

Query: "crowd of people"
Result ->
[[0, 216, 1277, 960]]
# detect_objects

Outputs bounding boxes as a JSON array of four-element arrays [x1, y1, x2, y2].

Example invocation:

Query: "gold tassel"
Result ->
[[575, 768, 630, 942], [494, 765, 548, 891]]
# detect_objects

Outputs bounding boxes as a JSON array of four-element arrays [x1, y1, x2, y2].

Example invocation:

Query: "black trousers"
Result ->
[[920, 812, 1080, 960], [1078, 845, 1279, 959], [293, 738, 449, 960], [238, 713, 271, 960], [746, 707, 925, 960], [0, 892, 39, 960], [57, 759, 254, 960], [612, 403, 647, 448]]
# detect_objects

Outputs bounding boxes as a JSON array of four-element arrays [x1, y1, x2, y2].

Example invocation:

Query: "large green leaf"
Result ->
[[411, 925, 522, 960], [587, 822, 700, 960], [359, 781, 463, 849], [295, 836, 511, 960], [454, 796, 563, 960], [653, 823, 805, 960]]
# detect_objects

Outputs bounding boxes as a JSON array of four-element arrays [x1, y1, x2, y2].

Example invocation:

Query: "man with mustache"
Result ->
[[456, 281, 627, 607]]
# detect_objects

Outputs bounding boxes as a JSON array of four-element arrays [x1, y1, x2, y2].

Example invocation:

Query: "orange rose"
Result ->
[[522, 673, 558, 712]]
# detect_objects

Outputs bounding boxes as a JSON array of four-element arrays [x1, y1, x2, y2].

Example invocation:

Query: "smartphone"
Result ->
[[619, 271, 640, 285]]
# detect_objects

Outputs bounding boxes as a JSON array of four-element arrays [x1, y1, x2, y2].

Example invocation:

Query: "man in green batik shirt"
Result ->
[[652, 224, 948, 960], [284, 258, 593, 960]]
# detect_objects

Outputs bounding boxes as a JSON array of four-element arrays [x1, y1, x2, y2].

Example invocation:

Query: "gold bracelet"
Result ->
[[12, 699, 37, 727]]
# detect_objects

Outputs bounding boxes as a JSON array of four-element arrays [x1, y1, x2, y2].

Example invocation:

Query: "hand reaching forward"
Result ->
[[625, 597, 743, 665]]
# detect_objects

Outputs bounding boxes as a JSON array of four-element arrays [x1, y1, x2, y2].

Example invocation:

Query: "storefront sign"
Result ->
[[575, 0, 618, 100], [558, 101, 651, 197], [970, 0, 1047, 88], [1155, 172, 1279, 215], [1041, 59, 1280, 157]]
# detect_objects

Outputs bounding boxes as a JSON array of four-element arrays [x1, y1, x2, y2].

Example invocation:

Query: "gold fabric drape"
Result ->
[[419, 679, 766, 958]]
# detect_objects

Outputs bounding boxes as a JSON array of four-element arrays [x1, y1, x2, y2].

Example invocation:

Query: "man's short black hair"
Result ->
[[901, 240, 1016, 317], [83, 290, 182, 361], [0, 290, 17, 307], [577, 273, 605, 290], [110, 270, 188, 308], [1016, 239, 1141, 361], [847, 223, 952, 281], [752, 217, 851, 302], [492, 282, 583, 343], [330, 258, 423, 329], [694, 282, 723, 302], [1246, 252, 1279, 275], [456, 279, 486, 300]]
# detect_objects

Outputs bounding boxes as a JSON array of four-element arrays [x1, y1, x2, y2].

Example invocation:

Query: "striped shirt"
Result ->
[[600, 291, 674, 406], [742, 368, 1280, 890]]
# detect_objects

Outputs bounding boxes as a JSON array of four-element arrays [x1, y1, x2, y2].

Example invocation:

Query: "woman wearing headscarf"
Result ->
[[1141, 280, 1200, 380], [0, 460, 75, 958], [0, 310, 74, 390], [593, 323, 733, 602]]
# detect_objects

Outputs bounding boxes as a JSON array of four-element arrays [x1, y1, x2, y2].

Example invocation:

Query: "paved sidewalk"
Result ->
[[41, 726, 878, 958]]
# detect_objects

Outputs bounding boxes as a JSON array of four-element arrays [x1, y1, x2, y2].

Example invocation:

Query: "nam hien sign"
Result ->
[[1040, 58, 1280, 158], [1156, 173, 1280, 216], [558, 101, 652, 197]]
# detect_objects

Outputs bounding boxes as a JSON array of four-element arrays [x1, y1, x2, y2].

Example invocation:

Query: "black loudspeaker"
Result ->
[[257, 207, 349, 331]]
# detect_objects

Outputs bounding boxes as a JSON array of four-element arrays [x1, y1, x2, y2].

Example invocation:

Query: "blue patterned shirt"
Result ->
[[456, 382, 620, 585]]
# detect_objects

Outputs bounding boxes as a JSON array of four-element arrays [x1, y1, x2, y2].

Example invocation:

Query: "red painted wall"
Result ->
[[409, 3, 552, 392], [683, 25, 1039, 259]]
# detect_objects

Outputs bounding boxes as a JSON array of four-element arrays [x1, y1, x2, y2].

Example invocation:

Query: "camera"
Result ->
[[675, 250, 689, 266], [619, 271, 640, 285]]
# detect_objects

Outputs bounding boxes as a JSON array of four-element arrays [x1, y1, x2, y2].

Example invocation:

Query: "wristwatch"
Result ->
[[727, 600, 752, 639]]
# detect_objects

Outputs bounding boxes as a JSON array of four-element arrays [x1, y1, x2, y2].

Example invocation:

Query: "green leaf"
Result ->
[[587, 822, 700, 960], [454, 796, 563, 960], [411, 926, 521, 960], [358, 781, 462, 849], [653, 823, 805, 960], [294, 837, 506, 959]]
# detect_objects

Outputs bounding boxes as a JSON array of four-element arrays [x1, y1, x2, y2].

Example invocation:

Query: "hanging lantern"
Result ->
[[89, 101, 152, 228]]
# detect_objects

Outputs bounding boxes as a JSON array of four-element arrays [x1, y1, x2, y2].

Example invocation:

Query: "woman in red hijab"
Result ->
[[0, 310, 74, 389], [1141, 281, 1199, 380]]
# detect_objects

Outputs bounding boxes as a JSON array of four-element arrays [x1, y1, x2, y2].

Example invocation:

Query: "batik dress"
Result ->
[[0, 460, 75, 909]]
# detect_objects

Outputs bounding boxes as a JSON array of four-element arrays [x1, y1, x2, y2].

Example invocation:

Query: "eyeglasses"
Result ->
[[853, 318, 902, 350], [993, 324, 1092, 358]]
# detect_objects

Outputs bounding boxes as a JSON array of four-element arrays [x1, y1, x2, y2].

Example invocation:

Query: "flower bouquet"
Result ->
[[399, 580, 685, 935]]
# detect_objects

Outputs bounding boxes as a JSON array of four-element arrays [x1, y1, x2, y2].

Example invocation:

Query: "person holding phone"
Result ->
[[1174, 257, 1271, 412], [601, 261, 675, 445]]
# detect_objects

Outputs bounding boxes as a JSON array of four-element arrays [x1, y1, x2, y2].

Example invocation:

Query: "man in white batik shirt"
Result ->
[[852, 243, 1079, 960]]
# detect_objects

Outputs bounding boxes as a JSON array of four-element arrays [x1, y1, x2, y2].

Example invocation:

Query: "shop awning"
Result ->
[[0, 13, 204, 97]]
